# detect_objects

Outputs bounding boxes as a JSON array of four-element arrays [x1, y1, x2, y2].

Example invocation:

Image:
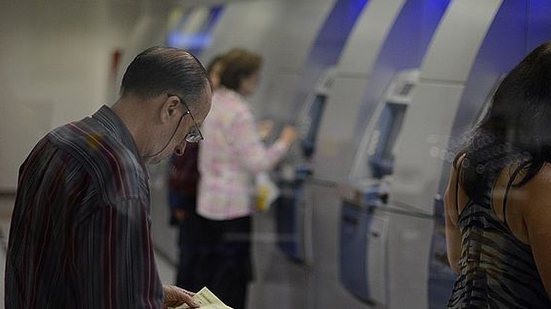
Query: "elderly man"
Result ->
[[5, 47, 212, 308]]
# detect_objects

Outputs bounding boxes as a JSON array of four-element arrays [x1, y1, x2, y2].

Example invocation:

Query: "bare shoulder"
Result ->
[[444, 154, 467, 224], [446, 154, 466, 184], [516, 163, 551, 231], [535, 163, 551, 183], [523, 164, 551, 201]]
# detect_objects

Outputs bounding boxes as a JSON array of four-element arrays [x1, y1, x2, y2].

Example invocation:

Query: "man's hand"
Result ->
[[163, 285, 199, 308]]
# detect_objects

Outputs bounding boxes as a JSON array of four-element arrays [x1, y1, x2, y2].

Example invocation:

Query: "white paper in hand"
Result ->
[[173, 287, 233, 309]]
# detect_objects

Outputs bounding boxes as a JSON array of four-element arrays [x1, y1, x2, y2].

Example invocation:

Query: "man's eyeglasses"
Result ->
[[168, 94, 204, 143]]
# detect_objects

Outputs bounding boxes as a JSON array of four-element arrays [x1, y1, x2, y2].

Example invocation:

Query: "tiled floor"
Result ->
[[248, 210, 311, 309]]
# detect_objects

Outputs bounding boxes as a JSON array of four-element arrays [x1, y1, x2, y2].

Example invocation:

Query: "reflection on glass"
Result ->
[[367, 102, 407, 179], [299, 94, 327, 159]]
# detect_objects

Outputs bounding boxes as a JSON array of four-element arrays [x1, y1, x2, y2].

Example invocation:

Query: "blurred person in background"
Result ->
[[167, 54, 224, 291], [445, 42, 551, 307], [197, 48, 297, 309], [5, 47, 212, 309]]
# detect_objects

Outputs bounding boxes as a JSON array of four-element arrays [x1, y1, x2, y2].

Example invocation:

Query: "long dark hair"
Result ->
[[457, 42, 551, 204]]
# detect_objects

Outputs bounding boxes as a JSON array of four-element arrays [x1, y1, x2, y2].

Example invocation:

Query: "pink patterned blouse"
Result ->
[[198, 88, 288, 220]]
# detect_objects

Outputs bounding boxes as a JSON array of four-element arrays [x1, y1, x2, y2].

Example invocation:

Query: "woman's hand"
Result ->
[[257, 119, 274, 140], [279, 126, 298, 146]]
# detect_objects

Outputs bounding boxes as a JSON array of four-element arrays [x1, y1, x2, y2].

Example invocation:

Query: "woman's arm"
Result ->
[[230, 107, 290, 174], [444, 163, 462, 273]]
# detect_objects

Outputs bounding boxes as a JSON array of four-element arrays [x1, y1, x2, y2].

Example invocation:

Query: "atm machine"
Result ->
[[273, 0, 414, 281], [299, 0, 447, 307], [273, 0, 370, 264], [292, 0, 449, 307], [340, 70, 420, 305], [275, 69, 335, 263], [337, 0, 516, 307], [339, 0, 551, 308]]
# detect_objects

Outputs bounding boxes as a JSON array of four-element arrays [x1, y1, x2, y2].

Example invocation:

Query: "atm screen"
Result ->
[[299, 94, 327, 159], [367, 102, 407, 178]]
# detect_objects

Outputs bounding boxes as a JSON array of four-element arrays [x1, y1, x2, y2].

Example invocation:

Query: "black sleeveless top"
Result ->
[[448, 166, 551, 308]]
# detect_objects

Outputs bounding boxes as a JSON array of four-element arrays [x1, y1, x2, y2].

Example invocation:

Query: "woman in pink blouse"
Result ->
[[197, 49, 297, 309]]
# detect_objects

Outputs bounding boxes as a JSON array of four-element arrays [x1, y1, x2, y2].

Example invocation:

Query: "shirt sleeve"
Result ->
[[229, 106, 289, 174], [79, 197, 164, 309]]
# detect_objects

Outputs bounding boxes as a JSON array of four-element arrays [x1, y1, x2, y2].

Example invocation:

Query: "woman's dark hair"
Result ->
[[120, 47, 209, 108], [457, 42, 551, 204], [219, 48, 262, 91]]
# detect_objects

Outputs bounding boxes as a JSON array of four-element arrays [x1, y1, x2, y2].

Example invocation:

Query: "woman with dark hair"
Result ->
[[197, 49, 297, 309], [445, 42, 551, 307]]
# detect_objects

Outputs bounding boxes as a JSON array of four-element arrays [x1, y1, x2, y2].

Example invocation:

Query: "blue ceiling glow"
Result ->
[[203, 5, 224, 31], [346, 0, 369, 18], [166, 5, 225, 54], [167, 32, 213, 50], [290, 0, 369, 114], [530, 0, 551, 12], [424, 0, 451, 15], [527, 0, 551, 51], [307, 0, 369, 67]]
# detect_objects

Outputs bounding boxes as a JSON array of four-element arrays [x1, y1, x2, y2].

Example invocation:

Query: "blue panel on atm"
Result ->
[[339, 200, 371, 302], [275, 180, 305, 262], [301, 94, 327, 159], [275, 94, 326, 261], [369, 102, 406, 179]]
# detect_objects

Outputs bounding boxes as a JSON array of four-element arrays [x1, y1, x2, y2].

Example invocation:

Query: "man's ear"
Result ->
[[161, 95, 181, 123]]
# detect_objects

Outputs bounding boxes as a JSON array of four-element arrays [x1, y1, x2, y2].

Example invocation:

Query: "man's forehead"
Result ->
[[195, 88, 212, 119]]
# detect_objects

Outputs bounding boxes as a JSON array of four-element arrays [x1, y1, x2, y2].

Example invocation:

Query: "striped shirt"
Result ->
[[198, 88, 288, 220], [449, 170, 551, 308], [5, 105, 163, 308]]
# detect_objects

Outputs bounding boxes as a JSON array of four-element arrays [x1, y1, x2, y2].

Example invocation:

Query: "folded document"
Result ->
[[174, 287, 233, 309]]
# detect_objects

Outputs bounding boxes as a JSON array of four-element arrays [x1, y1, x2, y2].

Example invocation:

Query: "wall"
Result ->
[[0, 0, 168, 190]]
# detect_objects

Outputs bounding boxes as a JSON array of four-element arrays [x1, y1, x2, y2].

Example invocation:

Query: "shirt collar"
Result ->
[[92, 105, 142, 163]]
